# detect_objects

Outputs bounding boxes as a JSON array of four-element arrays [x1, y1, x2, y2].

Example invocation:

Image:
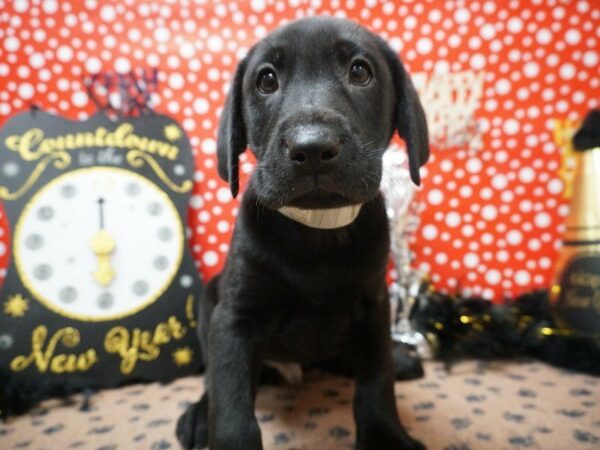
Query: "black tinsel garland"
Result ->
[[413, 289, 600, 376]]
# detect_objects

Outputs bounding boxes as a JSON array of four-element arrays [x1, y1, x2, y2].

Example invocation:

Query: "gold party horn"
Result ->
[[551, 109, 600, 335]]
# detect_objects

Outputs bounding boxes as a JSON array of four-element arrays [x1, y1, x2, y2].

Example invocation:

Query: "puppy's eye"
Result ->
[[349, 60, 372, 85], [257, 69, 279, 94]]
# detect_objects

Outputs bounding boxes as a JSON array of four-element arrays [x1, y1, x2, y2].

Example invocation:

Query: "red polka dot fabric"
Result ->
[[0, 0, 598, 301]]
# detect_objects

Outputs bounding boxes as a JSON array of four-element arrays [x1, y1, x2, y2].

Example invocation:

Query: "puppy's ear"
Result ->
[[217, 57, 248, 198], [381, 43, 430, 186]]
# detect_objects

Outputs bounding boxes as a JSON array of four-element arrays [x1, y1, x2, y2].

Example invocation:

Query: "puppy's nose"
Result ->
[[286, 127, 340, 171]]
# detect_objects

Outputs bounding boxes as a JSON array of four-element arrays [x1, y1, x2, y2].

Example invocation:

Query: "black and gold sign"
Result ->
[[551, 109, 600, 335], [0, 108, 202, 397]]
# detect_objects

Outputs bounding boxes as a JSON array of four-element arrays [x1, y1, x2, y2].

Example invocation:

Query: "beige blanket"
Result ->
[[1, 361, 598, 450]]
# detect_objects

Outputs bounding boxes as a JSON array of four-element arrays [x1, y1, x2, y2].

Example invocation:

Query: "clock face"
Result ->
[[13, 166, 184, 321]]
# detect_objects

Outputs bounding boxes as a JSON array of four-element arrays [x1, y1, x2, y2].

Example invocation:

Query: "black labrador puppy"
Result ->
[[177, 16, 429, 450]]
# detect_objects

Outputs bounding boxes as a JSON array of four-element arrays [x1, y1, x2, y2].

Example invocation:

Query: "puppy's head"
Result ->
[[217, 16, 429, 209]]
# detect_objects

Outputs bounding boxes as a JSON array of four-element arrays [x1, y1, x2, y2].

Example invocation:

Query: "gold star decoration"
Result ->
[[172, 347, 193, 367], [164, 124, 182, 142], [4, 294, 29, 317]]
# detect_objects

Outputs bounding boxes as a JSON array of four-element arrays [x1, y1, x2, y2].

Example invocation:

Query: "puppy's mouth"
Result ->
[[286, 189, 356, 209]]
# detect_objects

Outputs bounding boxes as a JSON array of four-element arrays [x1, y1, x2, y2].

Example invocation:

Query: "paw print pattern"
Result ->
[[0, 361, 598, 449]]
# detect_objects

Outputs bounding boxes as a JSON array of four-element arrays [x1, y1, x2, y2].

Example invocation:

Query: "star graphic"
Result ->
[[4, 294, 29, 317], [172, 347, 193, 367], [164, 124, 182, 142]]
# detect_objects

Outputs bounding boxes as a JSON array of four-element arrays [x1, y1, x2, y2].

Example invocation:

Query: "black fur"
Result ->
[[177, 17, 429, 450]]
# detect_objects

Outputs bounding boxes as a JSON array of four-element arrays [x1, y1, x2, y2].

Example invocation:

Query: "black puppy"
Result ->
[[177, 16, 429, 450]]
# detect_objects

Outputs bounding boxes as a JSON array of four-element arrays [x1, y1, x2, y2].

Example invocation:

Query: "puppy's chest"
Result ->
[[264, 294, 361, 364]]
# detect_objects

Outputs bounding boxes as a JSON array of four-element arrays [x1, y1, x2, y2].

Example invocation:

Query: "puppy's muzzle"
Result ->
[[284, 124, 341, 174]]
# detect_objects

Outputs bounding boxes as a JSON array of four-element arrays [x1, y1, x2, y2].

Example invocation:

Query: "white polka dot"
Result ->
[[250, 0, 267, 12], [208, 36, 224, 53], [427, 189, 444, 205], [518, 167, 535, 183], [435, 252, 448, 265], [29, 53, 45, 69], [72, 91, 88, 107], [18, 83, 34, 100], [481, 205, 498, 221], [507, 230, 523, 245], [202, 251, 219, 267], [565, 29, 581, 45], [13, 0, 29, 13], [502, 119, 519, 135], [445, 212, 461, 228], [523, 61, 539, 78], [547, 178, 563, 194], [535, 28, 552, 45], [582, 51, 598, 68], [454, 8, 470, 24], [57, 45, 74, 63], [480, 24, 496, 40], [466, 158, 482, 173], [154, 27, 170, 43], [115, 57, 131, 74], [485, 269, 501, 285], [559, 63, 575, 80], [534, 212, 551, 228], [469, 54, 486, 70], [190, 195, 204, 209], [99, 5, 116, 22], [495, 78, 511, 95], [42, 0, 58, 14], [4, 37, 20, 52], [528, 239, 542, 251], [416, 38, 433, 54], [194, 98, 210, 114], [422, 224, 438, 240], [169, 73, 185, 90], [217, 220, 230, 233], [463, 253, 479, 269], [507, 17, 523, 33], [180, 42, 195, 59], [0, 242, 5, 256], [201, 138, 217, 155], [85, 57, 102, 74], [515, 270, 531, 286], [216, 187, 232, 203], [492, 174, 508, 190], [461, 224, 475, 237]]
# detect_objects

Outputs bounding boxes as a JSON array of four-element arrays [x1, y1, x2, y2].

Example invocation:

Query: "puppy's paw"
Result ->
[[358, 438, 425, 450], [176, 400, 208, 450], [358, 427, 426, 450], [405, 437, 426, 450]]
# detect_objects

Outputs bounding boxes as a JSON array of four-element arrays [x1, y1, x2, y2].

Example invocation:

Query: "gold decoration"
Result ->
[[172, 346, 193, 367], [164, 124, 182, 142], [91, 229, 116, 287], [104, 316, 187, 374], [4, 124, 179, 162], [185, 293, 197, 327], [552, 118, 582, 199], [10, 325, 97, 373], [4, 293, 29, 317], [0, 152, 71, 201], [126, 150, 192, 193]]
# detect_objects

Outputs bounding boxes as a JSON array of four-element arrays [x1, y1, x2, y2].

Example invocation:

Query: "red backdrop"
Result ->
[[0, 0, 598, 301]]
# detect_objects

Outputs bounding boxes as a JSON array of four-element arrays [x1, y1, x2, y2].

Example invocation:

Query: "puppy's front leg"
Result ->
[[352, 292, 425, 450], [208, 302, 263, 450]]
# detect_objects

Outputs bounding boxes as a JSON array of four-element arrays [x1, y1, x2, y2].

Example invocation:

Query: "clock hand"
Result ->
[[91, 197, 116, 287], [98, 197, 105, 229]]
